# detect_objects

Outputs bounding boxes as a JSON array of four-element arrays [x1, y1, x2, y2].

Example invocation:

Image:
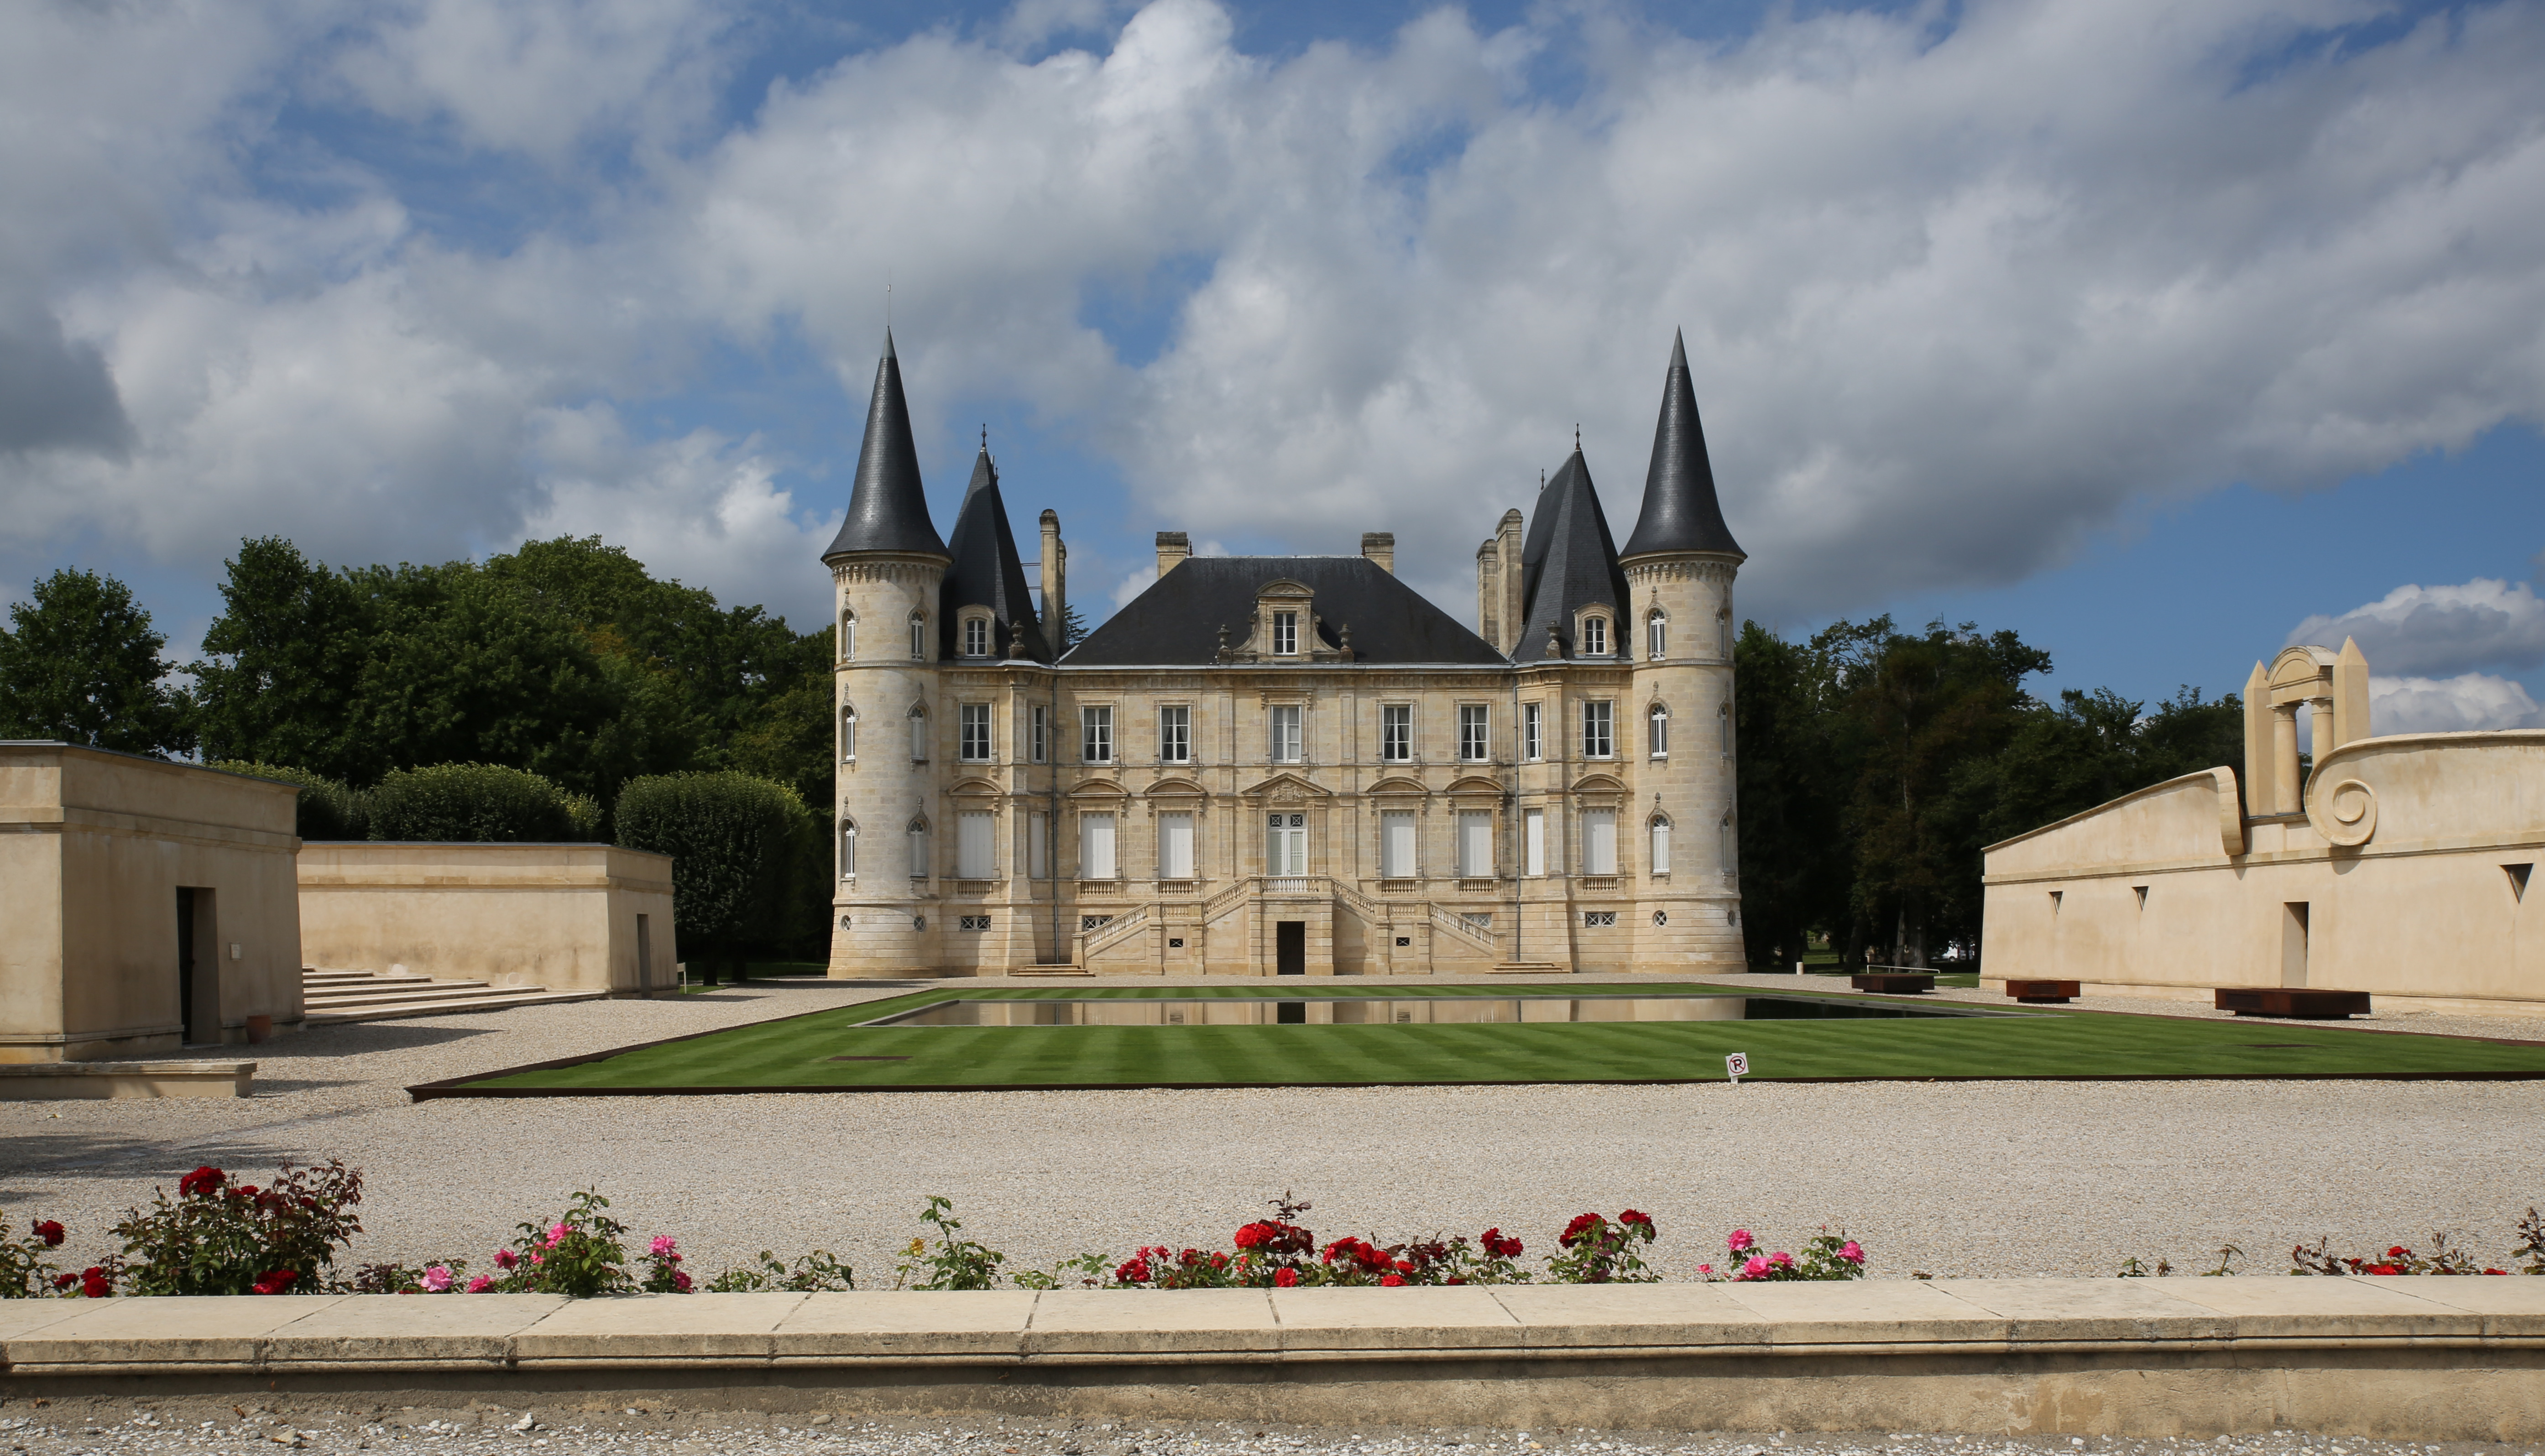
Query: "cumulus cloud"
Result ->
[[8, 0, 2545, 641], [2368, 673, 2545, 735], [2287, 578, 2545, 678]]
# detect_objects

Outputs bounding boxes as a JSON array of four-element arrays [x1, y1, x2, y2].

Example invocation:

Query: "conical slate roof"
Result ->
[[940, 446, 1051, 662], [822, 330, 948, 560], [1620, 331, 1743, 562], [1514, 447, 1631, 660]]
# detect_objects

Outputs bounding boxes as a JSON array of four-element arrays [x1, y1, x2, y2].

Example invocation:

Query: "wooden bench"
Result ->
[[1851, 972, 1934, 994], [2003, 979, 2080, 1004], [2214, 986, 2372, 1019]]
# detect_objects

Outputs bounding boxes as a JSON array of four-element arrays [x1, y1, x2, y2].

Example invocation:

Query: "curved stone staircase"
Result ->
[[301, 967, 609, 1025]]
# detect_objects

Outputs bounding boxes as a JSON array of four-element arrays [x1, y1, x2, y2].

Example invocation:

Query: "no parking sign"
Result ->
[[1725, 1052, 1749, 1084]]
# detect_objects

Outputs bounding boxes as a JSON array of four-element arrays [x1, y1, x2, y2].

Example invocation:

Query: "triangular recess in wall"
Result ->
[[2508, 864, 2534, 903]]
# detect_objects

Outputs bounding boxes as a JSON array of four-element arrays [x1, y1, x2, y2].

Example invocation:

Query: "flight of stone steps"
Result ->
[[301, 966, 610, 1025]]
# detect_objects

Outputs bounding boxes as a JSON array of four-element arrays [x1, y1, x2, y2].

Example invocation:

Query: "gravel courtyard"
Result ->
[[5, 976, 2543, 1284]]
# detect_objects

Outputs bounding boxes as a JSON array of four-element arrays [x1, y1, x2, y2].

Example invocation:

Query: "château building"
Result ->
[[824, 333, 1745, 977]]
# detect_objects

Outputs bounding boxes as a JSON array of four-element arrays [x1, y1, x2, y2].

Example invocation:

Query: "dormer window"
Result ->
[[1581, 615, 1608, 657], [1272, 611, 1299, 656], [962, 615, 989, 658]]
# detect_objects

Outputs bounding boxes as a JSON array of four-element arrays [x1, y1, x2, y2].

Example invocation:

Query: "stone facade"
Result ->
[[297, 842, 679, 996], [825, 333, 1747, 978], [1980, 642, 2545, 1014]]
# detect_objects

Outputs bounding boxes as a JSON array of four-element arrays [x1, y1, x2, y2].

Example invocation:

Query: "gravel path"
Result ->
[[0, 1399, 2525, 1456], [5, 976, 2542, 1285]]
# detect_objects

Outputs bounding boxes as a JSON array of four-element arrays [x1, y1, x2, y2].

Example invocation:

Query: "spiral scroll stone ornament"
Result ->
[[2312, 777, 2378, 847]]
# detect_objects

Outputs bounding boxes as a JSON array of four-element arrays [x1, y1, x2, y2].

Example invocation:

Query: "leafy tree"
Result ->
[[0, 567, 193, 756], [368, 763, 588, 842], [615, 771, 820, 982], [192, 538, 373, 778], [206, 760, 371, 840], [1733, 622, 1851, 968]]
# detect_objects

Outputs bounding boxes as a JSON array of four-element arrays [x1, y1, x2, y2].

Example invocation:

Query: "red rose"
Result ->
[[79, 1267, 111, 1298], [252, 1269, 297, 1295], [33, 1220, 64, 1247], [51, 1272, 77, 1291], [178, 1166, 226, 1199], [1233, 1223, 1270, 1249], [1560, 1214, 1601, 1247], [1380, 1274, 1406, 1287], [2388, 1246, 2409, 1258], [1620, 1210, 1653, 1229], [1274, 1268, 1299, 1288]]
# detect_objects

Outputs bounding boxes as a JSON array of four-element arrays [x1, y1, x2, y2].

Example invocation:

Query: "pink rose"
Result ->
[[672, 1270, 693, 1292], [1727, 1229, 1754, 1252], [1696, 1263, 1714, 1275], [1769, 1251, 1794, 1268], [493, 1249, 519, 1269], [1840, 1241, 1864, 1264], [650, 1235, 678, 1257], [466, 1275, 496, 1294], [421, 1265, 453, 1293], [1741, 1256, 1769, 1279]]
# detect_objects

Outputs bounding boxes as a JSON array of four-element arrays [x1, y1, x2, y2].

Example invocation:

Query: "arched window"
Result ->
[[1649, 814, 1672, 875], [909, 611, 926, 660], [839, 704, 857, 762], [1646, 609, 1667, 660], [1719, 698, 1733, 757], [839, 609, 856, 660], [962, 615, 989, 658], [839, 819, 858, 879], [907, 816, 930, 879], [909, 703, 928, 761], [1717, 606, 1732, 659], [1581, 615, 1608, 657], [1647, 703, 1669, 758], [1720, 811, 1736, 877]]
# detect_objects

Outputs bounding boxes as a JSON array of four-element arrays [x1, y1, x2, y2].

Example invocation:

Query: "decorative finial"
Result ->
[[1574, 423, 1581, 452], [981, 423, 988, 452]]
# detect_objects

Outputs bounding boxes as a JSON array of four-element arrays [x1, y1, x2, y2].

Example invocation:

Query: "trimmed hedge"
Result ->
[[207, 760, 371, 840], [615, 772, 820, 982], [369, 763, 587, 843]]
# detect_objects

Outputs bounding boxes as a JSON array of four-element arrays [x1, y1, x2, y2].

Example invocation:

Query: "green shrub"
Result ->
[[368, 762, 588, 842], [206, 760, 371, 840], [615, 771, 816, 982]]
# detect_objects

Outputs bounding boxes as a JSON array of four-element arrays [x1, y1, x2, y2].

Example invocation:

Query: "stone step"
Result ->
[[305, 981, 495, 1005], [304, 988, 607, 1024]]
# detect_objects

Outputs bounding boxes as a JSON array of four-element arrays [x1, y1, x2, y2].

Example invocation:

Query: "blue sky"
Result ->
[[3, 0, 2542, 733]]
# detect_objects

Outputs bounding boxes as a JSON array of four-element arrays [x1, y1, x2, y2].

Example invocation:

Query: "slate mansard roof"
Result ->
[[1068, 557, 1507, 668], [823, 330, 949, 561], [941, 447, 1052, 663]]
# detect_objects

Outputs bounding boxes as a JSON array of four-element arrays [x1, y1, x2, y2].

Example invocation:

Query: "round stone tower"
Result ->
[[826, 330, 951, 978], [1619, 331, 1748, 970]]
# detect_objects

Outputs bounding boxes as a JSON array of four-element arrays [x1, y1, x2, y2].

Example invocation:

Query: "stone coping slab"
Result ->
[[7, 1279, 2544, 1373]]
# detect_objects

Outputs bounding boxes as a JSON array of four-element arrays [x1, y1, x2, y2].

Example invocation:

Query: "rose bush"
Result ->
[[1701, 1227, 1866, 1283]]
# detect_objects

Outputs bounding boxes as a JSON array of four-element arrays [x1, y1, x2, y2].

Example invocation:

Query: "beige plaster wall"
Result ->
[[1981, 732, 2545, 1013], [297, 843, 677, 996], [0, 744, 303, 1061]]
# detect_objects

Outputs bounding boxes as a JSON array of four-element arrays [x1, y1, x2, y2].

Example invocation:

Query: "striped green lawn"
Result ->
[[450, 983, 2545, 1092]]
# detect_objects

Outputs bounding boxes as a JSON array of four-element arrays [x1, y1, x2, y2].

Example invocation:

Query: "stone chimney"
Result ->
[[1361, 532, 1395, 574], [1155, 531, 1191, 579], [1039, 509, 1066, 644]]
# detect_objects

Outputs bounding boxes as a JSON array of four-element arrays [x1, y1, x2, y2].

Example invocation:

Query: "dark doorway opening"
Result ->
[[1275, 920, 1306, 976], [1275, 1001, 1306, 1024], [176, 887, 218, 1044]]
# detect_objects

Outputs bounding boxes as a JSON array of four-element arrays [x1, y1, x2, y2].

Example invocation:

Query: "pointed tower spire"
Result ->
[[1513, 444, 1630, 660], [823, 329, 948, 561], [939, 444, 1051, 662], [1620, 330, 1743, 562]]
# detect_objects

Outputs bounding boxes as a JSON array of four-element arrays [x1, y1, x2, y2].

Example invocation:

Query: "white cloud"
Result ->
[[2288, 578, 2545, 678], [2368, 673, 2545, 735], [9, 0, 2545, 644]]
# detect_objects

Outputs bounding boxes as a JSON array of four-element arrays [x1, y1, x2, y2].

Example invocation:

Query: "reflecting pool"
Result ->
[[859, 995, 2022, 1028]]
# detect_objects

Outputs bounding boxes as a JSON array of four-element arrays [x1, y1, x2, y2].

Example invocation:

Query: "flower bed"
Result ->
[[5, 1160, 2540, 1298]]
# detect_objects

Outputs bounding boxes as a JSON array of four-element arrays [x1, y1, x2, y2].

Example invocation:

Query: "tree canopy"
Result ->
[[0, 568, 194, 757]]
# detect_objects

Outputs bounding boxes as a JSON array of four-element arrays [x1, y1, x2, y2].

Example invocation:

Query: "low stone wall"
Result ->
[[0, 1059, 254, 1099], [6, 1280, 2545, 1438], [297, 843, 676, 995]]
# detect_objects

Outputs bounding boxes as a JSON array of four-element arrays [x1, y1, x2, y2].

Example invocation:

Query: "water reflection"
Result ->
[[861, 995, 2010, 1028]]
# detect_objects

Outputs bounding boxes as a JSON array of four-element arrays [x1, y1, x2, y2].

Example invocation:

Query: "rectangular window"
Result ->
[[1029, 705, 1048, 764], [1583, 616, 1607, 656], [1583, 809, 1617, 875], [839, 823, 857, 879], [1028, 812, 1050, 879], [1081, 705, 1113, 764], [1523, 808, 1545, 876], [839, 708, 856, 762], [907, 820, 929, 878], [1267, 812, 1307, 876], [1380, 809, 1416, 878], [1648, 705, 1668, 759], [1272, 611, 1299, 655], [1159, 811, 1194, 879], [963, 617, 988, 657], [958, 704, 991, 762], [958, 915, 991, 932], [1079, 812, 1118, 879], [910, 710, 929, 761], [1159, 705, 1191, 763], [1269, 704, 1302, 762], [1379, 704, 1411, 762], [1458, 704, 1489, 762], [1583, 700, 1614, 758], [956, 811, 994, 879], [1650, 818, 1671, 875], [1523, 703, 1542, 762], [1458, 809, 1493, 877], [910, 616, 926, 659]]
